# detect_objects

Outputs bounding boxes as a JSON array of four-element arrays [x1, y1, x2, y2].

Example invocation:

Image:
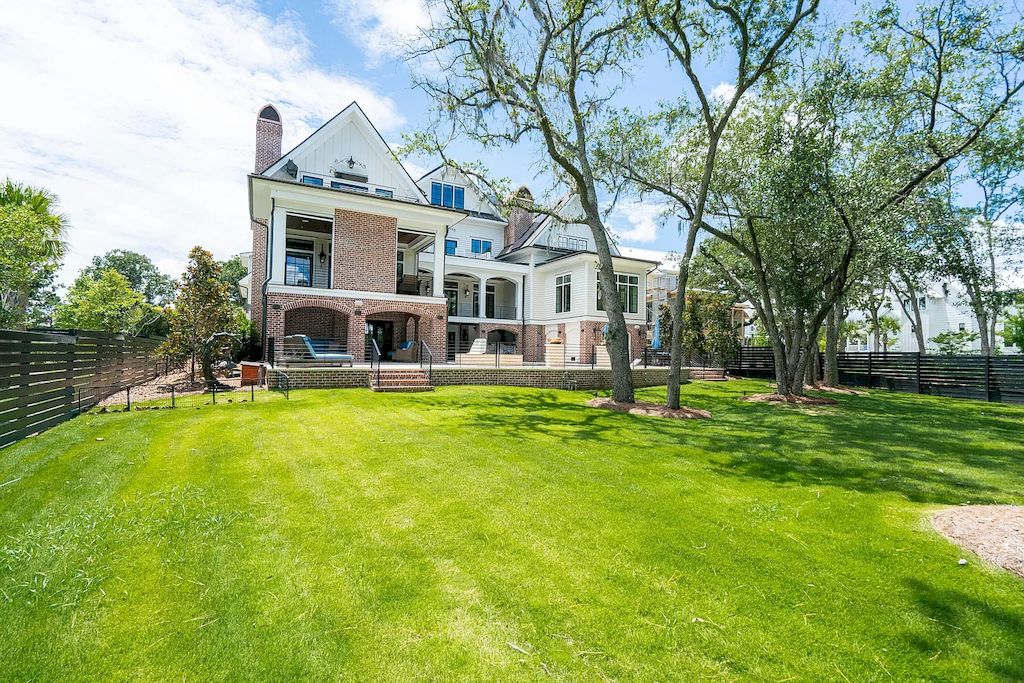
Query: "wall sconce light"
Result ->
[[319, 244, 327, 264], [354, 299, 364, 314]]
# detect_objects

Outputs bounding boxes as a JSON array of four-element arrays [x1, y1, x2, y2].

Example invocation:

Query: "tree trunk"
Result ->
[[588, 217, 634, 402], [667, 223, 700, 409], [823, 302, 840, 387], [909, 293, 925, 352]]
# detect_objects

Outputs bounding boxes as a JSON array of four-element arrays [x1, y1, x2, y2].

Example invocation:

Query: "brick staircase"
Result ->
[[686, 367, 728, 381], [370, 368, 434, 393]]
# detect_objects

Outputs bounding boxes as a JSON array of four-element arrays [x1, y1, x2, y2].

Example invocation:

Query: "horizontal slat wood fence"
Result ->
[[1, 329, 167, 448], [726, 347, 1024, 404]]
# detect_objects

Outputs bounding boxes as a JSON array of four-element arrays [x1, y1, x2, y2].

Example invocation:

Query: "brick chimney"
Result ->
[[505, 186, 534, 247], [255, 104, 283, 173]]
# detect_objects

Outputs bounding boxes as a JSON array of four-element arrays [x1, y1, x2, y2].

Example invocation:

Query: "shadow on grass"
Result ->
[[423, 384, 1024, 505], [902, 577, 1024, 680]]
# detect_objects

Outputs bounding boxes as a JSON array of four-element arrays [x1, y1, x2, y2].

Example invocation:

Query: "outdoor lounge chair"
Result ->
[[284, 334, 354, 366], [390, 340, 418, 362]]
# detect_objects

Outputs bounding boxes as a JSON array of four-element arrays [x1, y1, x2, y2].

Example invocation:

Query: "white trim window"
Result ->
[[597, 273, 640, 314], [555, 273, 572, 313], [430, 182, 466, 209]]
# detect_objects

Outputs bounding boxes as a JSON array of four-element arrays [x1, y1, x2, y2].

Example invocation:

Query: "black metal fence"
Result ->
[[92, 382, 268, 412], [726, 347, 1024, 404]]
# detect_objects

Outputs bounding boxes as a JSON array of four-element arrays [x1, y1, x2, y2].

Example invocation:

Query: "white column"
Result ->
[[479, 276, 489, 318], [432, 230, 446, 297], [270, 205, 287, 284]]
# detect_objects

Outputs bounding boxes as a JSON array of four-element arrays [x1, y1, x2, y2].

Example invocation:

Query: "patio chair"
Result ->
[[285, 334, 354, 367], [391, 340, 418, 362]]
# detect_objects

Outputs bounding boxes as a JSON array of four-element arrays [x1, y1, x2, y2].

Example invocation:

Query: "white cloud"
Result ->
[[0, 0, 404, 286], [326, 0, 432, 64], [609, 201, 666, 244], [711, 82, 738, 101]]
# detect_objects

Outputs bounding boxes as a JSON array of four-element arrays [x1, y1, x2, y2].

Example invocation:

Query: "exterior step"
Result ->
[[371, 385, 435, 393], [370, 369, 433, 392]]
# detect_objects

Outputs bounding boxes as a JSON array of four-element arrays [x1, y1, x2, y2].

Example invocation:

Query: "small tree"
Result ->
[[1002, 309, 1024, 352], [657, 303, 673, 350], [931, 329, 980, 355], [163, 247, 237, 384], [55, 269, 159, 334], [219, 255, 249, 307]]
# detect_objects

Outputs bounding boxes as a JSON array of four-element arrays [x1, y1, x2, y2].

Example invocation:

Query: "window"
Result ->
[[555, 235, 588, 251], [555, 274, 571, 313], [330, 181, 368, 192], [285, 253, 313, 286], [918, 297, 927, 310], [301, 175, 323, 186], [597, 273, 640, 314], [396, 250, 404, 279], [430, 181, 466, 209], [471, 238, 492, 255], [445, 239, 457, 256], [375, 188, 393, 198], [285, 238, 314, 251], [958, 322, 966, 331]]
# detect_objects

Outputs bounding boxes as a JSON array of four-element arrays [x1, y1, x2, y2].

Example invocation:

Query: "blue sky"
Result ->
[[3, 0, 711, 287]]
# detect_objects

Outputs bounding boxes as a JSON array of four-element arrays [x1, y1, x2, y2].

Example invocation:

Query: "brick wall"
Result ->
[[333, 209, 398, 293], [251, 219, 268, 353], [255, 115, 282, 173], [264, 292, 447, 362], [268, 368, 370, 389], [283, 306, 348, 340]]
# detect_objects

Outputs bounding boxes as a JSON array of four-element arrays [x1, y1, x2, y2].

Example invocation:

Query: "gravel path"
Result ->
[[932, 506, 1024, 579]]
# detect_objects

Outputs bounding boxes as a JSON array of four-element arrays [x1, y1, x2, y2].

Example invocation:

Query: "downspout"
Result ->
[[260, 197, 276, 362]]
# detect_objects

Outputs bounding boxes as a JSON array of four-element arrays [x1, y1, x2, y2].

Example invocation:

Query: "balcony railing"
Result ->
[[447, 303, 518, 319]]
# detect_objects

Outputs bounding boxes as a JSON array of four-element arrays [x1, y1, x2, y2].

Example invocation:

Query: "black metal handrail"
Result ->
[[419, 340, 433, 383], [370, 338, 382, 386]]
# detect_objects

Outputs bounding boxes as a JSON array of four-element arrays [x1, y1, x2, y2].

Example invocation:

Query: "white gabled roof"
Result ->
[[263, 102, 427, 203]]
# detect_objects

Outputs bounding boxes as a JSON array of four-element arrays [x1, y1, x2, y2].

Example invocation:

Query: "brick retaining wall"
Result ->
[[267, 366, 675, 390]]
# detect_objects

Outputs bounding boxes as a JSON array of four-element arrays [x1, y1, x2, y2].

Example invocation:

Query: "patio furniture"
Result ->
[[283, 334, 354, 367], [390, 340, 418, 362]]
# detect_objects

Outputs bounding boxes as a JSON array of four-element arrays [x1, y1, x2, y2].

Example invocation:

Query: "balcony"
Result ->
[[448, 302, 518, 320]]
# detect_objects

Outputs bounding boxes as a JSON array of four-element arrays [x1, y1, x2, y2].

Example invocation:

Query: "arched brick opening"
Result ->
[[284, 306, 350, 340], [361, 300, 447, 362]]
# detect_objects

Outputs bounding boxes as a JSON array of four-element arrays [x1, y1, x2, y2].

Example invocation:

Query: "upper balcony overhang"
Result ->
[[418, 251, 529, 277], [249, 174, 467, 234]]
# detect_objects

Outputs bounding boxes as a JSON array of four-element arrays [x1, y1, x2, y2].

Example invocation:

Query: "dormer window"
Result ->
[[430, 182, 465, 209]]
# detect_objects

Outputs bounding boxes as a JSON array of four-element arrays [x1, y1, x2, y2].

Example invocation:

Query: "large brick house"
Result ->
[[247, 102, 657, 363]]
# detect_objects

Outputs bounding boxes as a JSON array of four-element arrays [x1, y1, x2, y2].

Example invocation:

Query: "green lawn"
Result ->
[[2, 381, 1023, 681]]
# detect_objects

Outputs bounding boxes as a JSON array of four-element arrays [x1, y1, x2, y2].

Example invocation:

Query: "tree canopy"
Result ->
[[80, 250, 176, 305], [0, 180, 67, 329]]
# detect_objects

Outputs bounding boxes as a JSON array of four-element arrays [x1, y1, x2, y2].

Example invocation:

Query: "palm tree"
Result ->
[[0, 179, 68, 327]]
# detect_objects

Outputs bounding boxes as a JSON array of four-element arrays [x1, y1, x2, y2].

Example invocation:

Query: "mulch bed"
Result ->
[[739, 393, 838, 405], [932, 505, 1024, 579], [586, 397, 711, 420]]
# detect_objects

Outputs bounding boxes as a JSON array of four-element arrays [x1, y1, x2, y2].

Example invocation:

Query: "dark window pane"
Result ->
[[442, 184, 454, 207], [454, 186, 465, 209], [431, 182, 442, 205]]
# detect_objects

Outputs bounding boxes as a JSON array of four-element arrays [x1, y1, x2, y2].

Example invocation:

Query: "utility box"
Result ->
[[240, 361, 264, 387]]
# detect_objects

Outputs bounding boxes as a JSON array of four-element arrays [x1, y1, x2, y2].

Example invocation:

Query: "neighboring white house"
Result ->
[[845, 280, 1020, 354]]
